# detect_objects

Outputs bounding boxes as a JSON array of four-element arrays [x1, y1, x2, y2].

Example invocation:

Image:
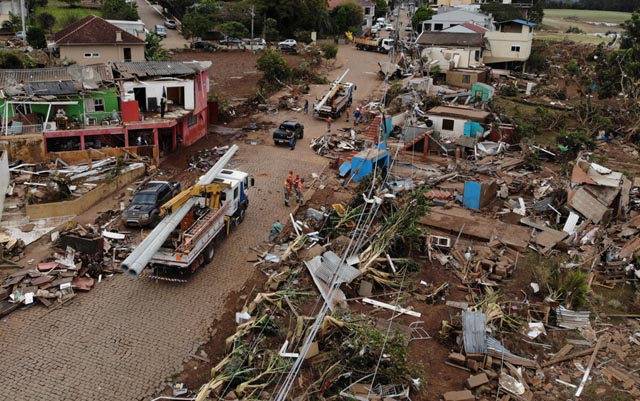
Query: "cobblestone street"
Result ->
[[0, 45, 385, 400]]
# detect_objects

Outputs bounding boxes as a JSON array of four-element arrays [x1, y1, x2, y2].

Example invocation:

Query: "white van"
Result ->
[[242, 38, 266, 50], [155, 24, 167, 38], [376, 17, 386, 25]]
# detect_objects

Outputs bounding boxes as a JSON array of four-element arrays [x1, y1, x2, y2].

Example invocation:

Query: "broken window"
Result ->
[[463, 75, 471, 84], [442, 119, 454, 131], [13, 103, 32, 116], [188, 115, 197, 127], [511, 45, 521, 52], [475, 50, 481, 61], [94, 98, 105, 112]]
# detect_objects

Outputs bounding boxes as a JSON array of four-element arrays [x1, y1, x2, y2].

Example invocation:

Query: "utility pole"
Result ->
[[249, 5, 255, 52], [19, 0, 26, 45]]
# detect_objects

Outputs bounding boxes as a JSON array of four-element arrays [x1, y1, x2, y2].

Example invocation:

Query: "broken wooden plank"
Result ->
[[541, 347, 595, 368], [575, 336, 605, 397], [362, 297, 421, 317]]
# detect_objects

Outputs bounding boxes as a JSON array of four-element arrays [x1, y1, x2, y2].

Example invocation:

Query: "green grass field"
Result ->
[[37, 0, 101, 32], [544, 9, 632, 23], [540, 8, 631, 44]]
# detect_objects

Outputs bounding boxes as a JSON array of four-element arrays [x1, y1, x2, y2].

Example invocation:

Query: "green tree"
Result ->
[[529, 0, 545, 25], [102, 0, 139, 20], [412, 6, 435, 32], [0, 50, 28, 68], [145, 32, 169, 60], [257, 49, 289, 83], [60, 0, 81, 8], [1, 13, 21, 33], [217, 21, 249, 39], [26, 26, 46, 48], [181, 0, 219, 40], [253, 0, 329, 37], [479, 3, 520, 22], [264, 17, 279, 41], [37, 12, 56, 34], [320, 42, 338, 64], [332, 1, 363, 34], [374, 0, 388, 19]]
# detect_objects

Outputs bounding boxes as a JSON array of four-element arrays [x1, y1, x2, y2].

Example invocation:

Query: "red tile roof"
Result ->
[[462, 22, 489, 33], [54, 15, 144, 45]]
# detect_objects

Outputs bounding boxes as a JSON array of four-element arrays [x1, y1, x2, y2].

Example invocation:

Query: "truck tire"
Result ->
[[237, 206, 246, 224], [204, 241, 215, 263]]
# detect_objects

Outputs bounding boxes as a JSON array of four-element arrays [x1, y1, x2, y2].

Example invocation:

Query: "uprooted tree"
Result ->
[[593, 12, 640, 139]]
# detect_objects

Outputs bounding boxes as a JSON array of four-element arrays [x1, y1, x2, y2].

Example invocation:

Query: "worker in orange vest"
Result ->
[[294, 175, 304, 204]]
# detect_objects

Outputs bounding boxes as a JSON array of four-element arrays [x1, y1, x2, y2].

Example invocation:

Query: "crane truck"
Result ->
[[313, 69, 355, 120], [121, 145, 253, 280]]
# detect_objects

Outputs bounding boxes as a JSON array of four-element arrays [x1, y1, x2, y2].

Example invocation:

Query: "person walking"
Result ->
[[327, 116, 332, 132], [345, 105, 350, 122], [354, 108, 362, 125], [287, 129, 296, 151], [269, 220, 283, 242], [303, 99, 309, 114], [160, 97, 167, 118], [294, 175, 304, 204]]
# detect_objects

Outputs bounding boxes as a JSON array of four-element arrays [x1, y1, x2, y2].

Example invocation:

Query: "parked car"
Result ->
[[164, 19, 177, 29], [385, 23, 394, 31], [405, 25, 414, 32], [191, 41, 217, 51], [273, 121, 304, 146], [220, 37, 244, 47], [242, 38, 266, 50], [123, 181, 181, 227], [370, 24, 380, 34], [278, 43, 297, 54], [155, 24, 167, 38], [278, 39, 297, 47]]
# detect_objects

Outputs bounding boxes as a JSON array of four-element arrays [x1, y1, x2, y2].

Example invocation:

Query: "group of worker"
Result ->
[[283, 170, 304, 207]]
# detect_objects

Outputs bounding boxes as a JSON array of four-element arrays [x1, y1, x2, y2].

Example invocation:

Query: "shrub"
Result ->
[[500, 85, 518, 97], [557, 129, 596, 157]]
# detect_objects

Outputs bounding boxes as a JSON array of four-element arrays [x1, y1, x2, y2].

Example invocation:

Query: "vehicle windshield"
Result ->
[[132, 193, 157, 205], [279, 123, 292, 130]]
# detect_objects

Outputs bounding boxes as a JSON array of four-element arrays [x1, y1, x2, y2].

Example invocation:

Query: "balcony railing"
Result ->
[[1, 112, 123, 136]]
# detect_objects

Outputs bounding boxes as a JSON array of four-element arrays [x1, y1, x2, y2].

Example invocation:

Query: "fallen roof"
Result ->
[[427, 106, 490, 121], [54, 15, 144, 45], [416, 32, 484, 47], [0, 64, 113, 88], [24, 80, 80, 96], [112, 61, 212, 79], [497, 19, 536, 27]]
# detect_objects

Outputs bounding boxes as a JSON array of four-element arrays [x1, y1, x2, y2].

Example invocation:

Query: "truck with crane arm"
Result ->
[[121, 145, 253, 280], [313, 69, 355, 120]]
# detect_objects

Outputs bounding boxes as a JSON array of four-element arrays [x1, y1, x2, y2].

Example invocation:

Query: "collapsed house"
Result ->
[[0, 61, 212, 164]]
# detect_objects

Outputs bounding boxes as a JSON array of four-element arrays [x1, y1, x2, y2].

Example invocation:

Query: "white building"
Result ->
[[422, 8, 494, 32]]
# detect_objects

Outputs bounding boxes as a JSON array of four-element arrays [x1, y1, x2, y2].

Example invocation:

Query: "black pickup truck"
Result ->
[[273, 121, 304, 146], [123, 181, 181, 227]]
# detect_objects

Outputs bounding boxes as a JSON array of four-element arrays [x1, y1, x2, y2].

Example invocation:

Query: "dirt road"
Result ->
[[0, 44, 389, 400]]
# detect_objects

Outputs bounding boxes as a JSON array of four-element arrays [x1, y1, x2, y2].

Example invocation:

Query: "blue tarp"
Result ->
[[339, 161, 351, 177], [463, 181, 481, 209]]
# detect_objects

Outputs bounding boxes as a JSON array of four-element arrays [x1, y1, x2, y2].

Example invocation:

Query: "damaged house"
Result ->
[[0, 61, 211, 163]]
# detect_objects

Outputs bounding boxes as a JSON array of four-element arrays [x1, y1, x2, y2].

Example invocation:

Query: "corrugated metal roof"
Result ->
[[24, 80, 80, 96], [112, 61, 210, 79], [462, 311, 487, 354], [305, 251, 360, 285], [0, 64, 113, 88], [556, 306, 591, 330]]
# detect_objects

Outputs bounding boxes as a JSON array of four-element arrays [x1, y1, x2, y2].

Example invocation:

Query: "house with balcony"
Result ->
[[52, 15, 145, 66], [0, 61, 211, 163]]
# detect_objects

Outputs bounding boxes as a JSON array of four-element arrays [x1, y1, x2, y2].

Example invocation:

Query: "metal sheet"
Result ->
[[24, 80, 79, 95], [555, 306, 591, 329], [569, 187, 609, 223], [462, 310, 487, 354], [0, 64, 113, 88], [112, 61, 208, 79]]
